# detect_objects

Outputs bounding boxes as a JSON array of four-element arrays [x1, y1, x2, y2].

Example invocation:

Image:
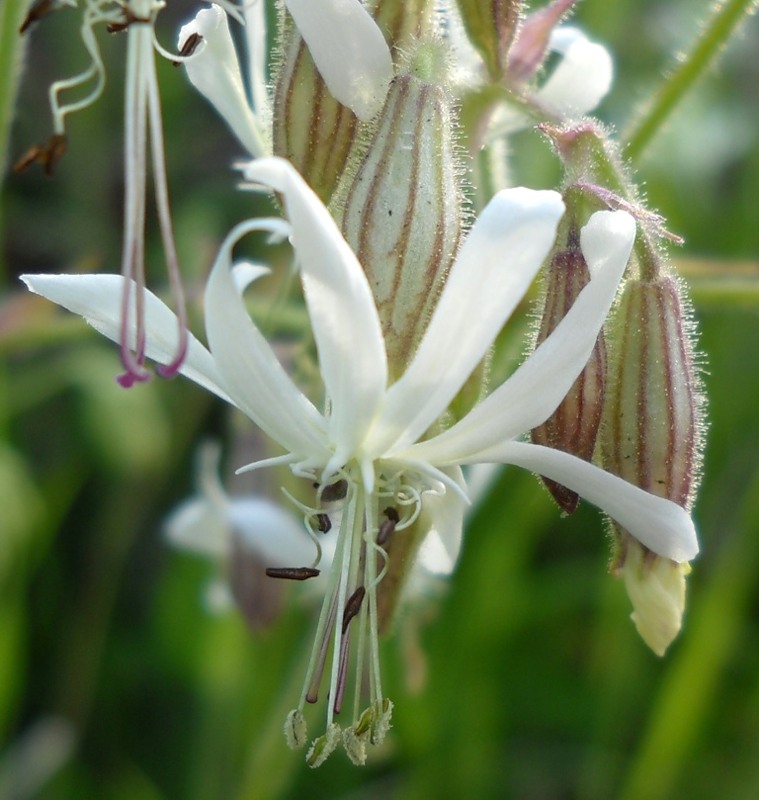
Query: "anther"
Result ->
[[14, 134, 67, 177], [265, 566, 320, 581], [19, 0, 61, 33], [313, 513, 332, 534], [342, 586, 366, 634], [377, 507, 399, 546], [319, 479, 348, 502], [106, 10, 150, 34], [173, 33, 203, 66]]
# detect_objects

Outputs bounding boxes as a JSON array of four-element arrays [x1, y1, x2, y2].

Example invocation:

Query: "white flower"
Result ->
[[177, 0, 392, 155], [21, 156, 697, 764]]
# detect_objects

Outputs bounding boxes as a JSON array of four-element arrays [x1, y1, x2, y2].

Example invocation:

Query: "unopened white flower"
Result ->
[[22, 156, 697, 764]]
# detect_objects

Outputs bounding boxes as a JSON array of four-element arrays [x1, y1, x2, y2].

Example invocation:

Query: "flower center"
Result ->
[[282, 465, 423, 766]]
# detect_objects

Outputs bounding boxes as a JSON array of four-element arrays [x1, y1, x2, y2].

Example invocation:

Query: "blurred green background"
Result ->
[[1, 1, 758, 798]]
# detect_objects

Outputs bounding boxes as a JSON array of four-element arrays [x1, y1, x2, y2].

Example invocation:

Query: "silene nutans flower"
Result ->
[[23, 154, 699, 764], [602, 265, 706, 656]]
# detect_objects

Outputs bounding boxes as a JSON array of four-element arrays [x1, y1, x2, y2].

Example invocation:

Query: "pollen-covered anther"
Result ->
[[306, 722, 341, 768], [284, 709, 308, 750]]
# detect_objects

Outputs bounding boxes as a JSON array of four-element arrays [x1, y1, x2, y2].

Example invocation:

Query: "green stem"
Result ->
[[623, 0, 759, 160], [0, 0, 28, 170]]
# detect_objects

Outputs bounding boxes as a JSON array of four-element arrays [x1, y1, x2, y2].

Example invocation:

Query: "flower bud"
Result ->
[[272, 14, 360, 203], [455, 0, 522, 79], [531, 226, 607, 513], [602, 274, 703, 508], [338, 72, 464, 378], [602, 272, 704, 654]]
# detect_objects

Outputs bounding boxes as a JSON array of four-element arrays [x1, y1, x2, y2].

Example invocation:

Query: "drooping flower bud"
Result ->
[[454, 0, 522, 80], [602, 271, 705, 654], [337, 64, 464, 378], [531, 221, 607, 513]]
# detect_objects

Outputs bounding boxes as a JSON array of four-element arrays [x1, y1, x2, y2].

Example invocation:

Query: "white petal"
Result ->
[[404, 210, 635, 464], [242, 158, 388, 463], [21, 273, 232, 402], [283, 0, 392, 120], [369, 188, 564, 457], [242, 0, 270, 117], [204, 219, 330, 458], [417, 466, 466, 575], [228, 498, 316, 565], [179, 4, 267, 156], [165, 495, 229, 558], [537, 28, 613, 118], [472, 440, 699, 562]]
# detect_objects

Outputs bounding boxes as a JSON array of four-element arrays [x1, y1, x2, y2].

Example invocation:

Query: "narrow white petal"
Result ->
[[204, 219, 330, 457], [417, 467, 466, 575], [470, 441, 699, 562], [21, 273, 231, 402], [242, 0, 270, 117], [404, 210, 635, 464], [283, 0, 392, 120], [179, 4, 267, 156], [242, 158, 388, 462], [369, 188, 564, 457], [537, 28, 613, 118]]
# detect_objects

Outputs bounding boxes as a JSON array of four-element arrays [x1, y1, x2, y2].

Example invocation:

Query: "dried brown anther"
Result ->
[[173, 32, 203, 66], [106, 10, 150, 33], [265, 566, 321, 581], [377, 507, 399, 546], [342, 586, 366, 633], [19, 0, 63, 34], [14, 134, 67, 176]]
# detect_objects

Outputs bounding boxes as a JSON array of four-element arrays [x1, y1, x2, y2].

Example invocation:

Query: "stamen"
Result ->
[[306, 592, 339, 704], [107, 11, 151, 35], [265, 566, 320, 581]]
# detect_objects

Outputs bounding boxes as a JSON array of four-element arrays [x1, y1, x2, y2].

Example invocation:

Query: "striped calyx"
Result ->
[[601, 275, 702, 510], [531, 230, 607, 513], [338, 74, 463, 379], [272, 13, 360, 203]]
